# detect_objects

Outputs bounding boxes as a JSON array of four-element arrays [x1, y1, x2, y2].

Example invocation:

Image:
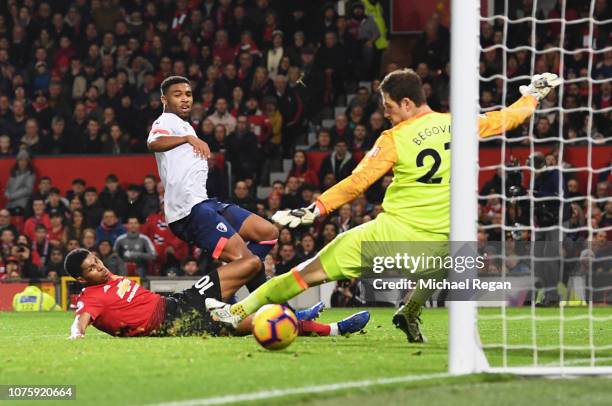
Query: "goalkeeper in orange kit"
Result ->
[[206, 69, 561, 343]]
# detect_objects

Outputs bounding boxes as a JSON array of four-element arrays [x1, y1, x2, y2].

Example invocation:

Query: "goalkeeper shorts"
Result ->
[[318, 212, 448, 281]]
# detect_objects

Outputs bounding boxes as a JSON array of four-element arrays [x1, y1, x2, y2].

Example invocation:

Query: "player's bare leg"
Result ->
[[237, 214, 279, 245], [214, 234, 262, 299], [236, 214, 279, 291]]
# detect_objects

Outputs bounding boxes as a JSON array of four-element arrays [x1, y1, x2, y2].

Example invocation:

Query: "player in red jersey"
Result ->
[[143, 203, 189, 274], [64, 249, 370, 339]]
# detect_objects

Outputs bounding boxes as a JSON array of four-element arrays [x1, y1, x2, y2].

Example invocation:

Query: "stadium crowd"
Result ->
[[0, 0, 610, 288], [475, 0, 611, 281]]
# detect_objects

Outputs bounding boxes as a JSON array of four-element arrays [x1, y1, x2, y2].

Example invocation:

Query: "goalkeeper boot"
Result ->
[[295, 301, 325, 321], [392, 305, 426, 343], [338, 311, 370, 335]]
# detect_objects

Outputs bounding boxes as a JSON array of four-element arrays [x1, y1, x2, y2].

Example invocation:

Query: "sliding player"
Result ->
[[147, 76, 277, 294], [65, 249, 369, 339], [207, 69, 561, 342]]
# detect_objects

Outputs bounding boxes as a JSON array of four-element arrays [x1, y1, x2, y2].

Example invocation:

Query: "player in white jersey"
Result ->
[[147, 76, 279, 292]]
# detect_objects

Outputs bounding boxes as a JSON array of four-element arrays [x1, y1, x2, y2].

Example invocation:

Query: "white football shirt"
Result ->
[[147, 112, 209, 223]]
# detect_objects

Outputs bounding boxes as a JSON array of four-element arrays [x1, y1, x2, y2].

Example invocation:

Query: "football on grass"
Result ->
[[252, 304, 298, 350]]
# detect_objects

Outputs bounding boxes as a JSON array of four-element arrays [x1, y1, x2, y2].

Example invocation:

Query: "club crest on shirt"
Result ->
[[216, 222, 227, 233]]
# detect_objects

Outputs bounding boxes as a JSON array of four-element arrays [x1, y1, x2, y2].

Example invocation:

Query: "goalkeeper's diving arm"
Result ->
[[316, 131, 397, 215], [478, 72, 562, 138], [273, 132, 397, 227]]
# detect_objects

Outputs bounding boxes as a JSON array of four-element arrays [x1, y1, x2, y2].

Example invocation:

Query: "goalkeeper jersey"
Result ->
[[315, 95, 538, 236]]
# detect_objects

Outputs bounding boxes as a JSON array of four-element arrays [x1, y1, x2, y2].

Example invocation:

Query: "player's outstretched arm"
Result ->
[[273, 132, 397, 228], [148, 134, 211, 158], [68, 312, 92, 340], [478, 72, 561, 138]]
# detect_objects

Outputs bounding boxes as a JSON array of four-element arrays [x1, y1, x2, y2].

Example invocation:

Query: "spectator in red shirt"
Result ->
[[212, 30, 234, 65], [287, 151, 319, 187], [243, 96, 271, 144], [144, 204, 189, 275], [48, 212, 64, 248], [23, 198, 51, 241]]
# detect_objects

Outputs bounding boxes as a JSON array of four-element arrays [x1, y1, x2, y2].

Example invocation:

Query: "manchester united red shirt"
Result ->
[[75, 274, 165, 337]]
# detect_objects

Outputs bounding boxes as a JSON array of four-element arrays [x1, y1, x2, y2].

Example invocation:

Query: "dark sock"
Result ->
[[246, 262, 268, 292]]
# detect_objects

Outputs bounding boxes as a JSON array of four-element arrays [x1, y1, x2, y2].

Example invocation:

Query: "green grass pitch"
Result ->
[[1, 307, 611, 405]]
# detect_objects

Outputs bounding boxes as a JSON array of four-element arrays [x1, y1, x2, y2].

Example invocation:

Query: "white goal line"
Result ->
[[146, 372, 454, 406]]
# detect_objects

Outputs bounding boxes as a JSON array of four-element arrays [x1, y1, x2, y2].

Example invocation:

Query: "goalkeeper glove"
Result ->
[[271, 203, 320, 228], [519, 72, 562, 101]]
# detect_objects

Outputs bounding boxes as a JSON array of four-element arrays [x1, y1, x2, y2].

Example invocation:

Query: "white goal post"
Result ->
[[448, 0, 612, 376]]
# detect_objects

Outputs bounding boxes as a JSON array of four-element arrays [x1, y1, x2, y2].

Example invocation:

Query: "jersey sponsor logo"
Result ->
[[116, 279, 132, 299], [216, 222, 228, 233], [194, 275, 214, 295], [126, 284, 139, 303]]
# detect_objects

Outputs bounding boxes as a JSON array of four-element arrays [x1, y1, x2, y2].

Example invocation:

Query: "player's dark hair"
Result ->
[[160, 75, 190, 95], [380, 68, 426, 107], [64, 248, 90, 278]]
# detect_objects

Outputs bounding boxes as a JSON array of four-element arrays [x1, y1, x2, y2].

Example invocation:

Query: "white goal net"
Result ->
[[449, 0, 612, 375]]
